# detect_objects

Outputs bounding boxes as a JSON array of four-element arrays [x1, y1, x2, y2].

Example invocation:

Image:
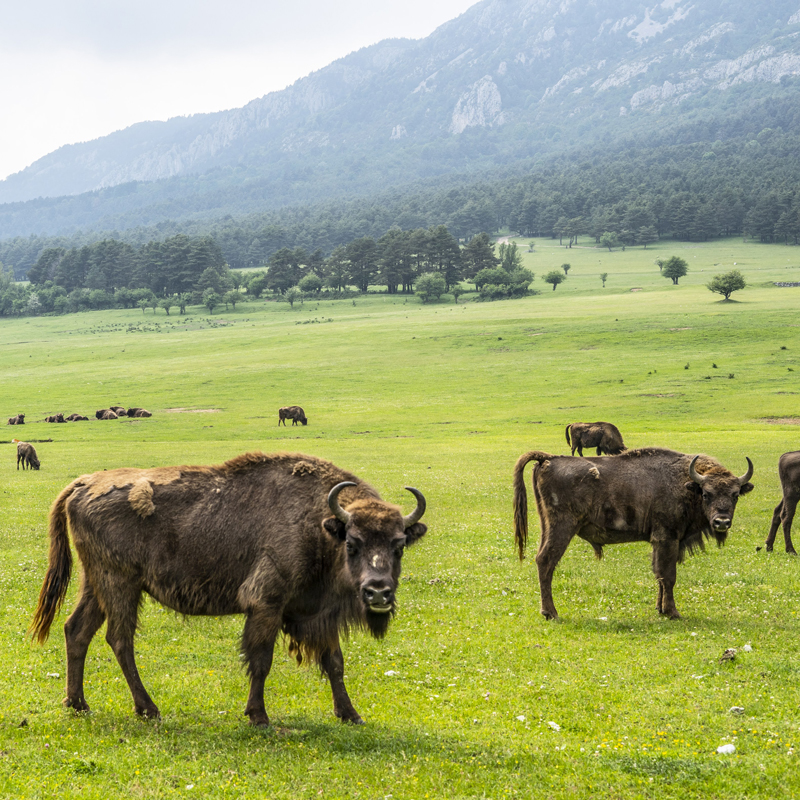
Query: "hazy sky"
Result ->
[[0, 0, 478, 181]]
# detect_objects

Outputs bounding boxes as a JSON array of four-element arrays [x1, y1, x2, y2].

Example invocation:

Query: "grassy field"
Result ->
[[1, 236, 799, 799]]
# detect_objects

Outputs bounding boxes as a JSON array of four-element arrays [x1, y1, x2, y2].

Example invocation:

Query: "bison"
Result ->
[[45, 413, 66, 423], [7, 414, 25, 425], [96, 409, 118, 420], [30, 451, 427, 727], [109, 406, 126, 416], [279, 406, 308, 426], [765, 451, 800, 555], [15, 440, 40, 470], [126, 407, 144, 417], [66, 414, 89, 422], [513, 447, 753, 620], [132, 409, 152, 418], [565, 422, 626, 457]]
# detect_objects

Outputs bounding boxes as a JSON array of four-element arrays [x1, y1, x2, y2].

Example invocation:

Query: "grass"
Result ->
[[1, 236, 799, 798]]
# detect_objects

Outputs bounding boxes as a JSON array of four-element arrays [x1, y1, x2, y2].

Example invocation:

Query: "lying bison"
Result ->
[[565, 422, 625, 456], [126, 407, 144, 417], [513, 447, 753, 620], [45, 414, 65, 423], [132, 409, 152, 418], [279, 406, 308, 426], [765, 451, 800, 555], [7, 414, 24, 425], [95, 409, 118, 420], [109, 406, 126, 416], [15, 440, 40, 470], [66, 414, 89, 422], [30, 452, 427, 726]]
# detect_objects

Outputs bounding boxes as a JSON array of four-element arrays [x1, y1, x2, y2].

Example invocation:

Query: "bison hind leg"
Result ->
[[63, 578, 106, 713]]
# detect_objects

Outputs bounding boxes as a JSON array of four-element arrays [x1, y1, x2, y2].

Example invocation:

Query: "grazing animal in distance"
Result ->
[[15, 440, 40, 470], [565, 421, 626, 456], [279, 406, 308, 426], [513, 447, 753, 620], [7, 414, 25, 425], [132, 409, 152, 418], [30, 451, 427, 727], [765, 451, 800, 555]]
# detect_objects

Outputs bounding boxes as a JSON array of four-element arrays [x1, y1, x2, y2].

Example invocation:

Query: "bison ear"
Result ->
[[740, 482, 754, 495], [404, 522, 427, 546], [323, 517, 347, 541], [684, 482, 702, 496]]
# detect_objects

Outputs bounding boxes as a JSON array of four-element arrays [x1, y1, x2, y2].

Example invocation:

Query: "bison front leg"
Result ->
[[241, 607, 280, 727], [321, 642, 363, 724], [652, 540, 681, 619], [63, 577, 106, 712], [781, 493, 799, 555]]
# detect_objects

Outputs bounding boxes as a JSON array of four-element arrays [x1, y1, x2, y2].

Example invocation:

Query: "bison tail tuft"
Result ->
[[29, 483, 75, 644], [565, 424, 571, 447], [513, 451, 553, 561]]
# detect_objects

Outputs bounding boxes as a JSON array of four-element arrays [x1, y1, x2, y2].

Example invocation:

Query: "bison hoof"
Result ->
[[788, 549, 798, 556], [246, 710, 270, 727], [540, 610, 558, 621], [63, 696, 90, 713], [135, 705, 161, 721], [342, 715, 365, 725]]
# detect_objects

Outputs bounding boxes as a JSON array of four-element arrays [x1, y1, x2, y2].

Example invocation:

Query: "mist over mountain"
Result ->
[[2, 0, 800, 237]]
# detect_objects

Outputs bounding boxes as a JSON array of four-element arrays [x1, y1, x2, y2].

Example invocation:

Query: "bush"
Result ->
[[415, 272, 447, 303]]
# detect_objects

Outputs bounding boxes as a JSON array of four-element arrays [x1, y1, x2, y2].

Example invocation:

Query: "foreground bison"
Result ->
[[765, 451, 800, 555], [95, 409, 118, 420], [7, 414, 24, 425], [279, 406, 308, 426], [513, 448, 753, 620], [30, 452, 427, 726], [565, 422, 626, 456], [15, 440, 40, 470]]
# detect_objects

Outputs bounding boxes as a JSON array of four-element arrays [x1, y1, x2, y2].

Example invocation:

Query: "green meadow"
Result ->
[[1, 236, 799, 799]]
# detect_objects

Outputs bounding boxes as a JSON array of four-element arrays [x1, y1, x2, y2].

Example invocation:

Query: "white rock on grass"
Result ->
[[717, 743, 736, 755]]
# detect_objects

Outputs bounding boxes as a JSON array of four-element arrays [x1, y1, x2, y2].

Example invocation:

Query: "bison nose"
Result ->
[[362, 583, 394, 610], [712, 516, 732, 531]]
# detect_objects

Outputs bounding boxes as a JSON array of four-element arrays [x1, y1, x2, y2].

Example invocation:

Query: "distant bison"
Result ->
[[765, 451, 800, 555], [66, 414, 89, 422], [110, 406, 126, 416], [279, 406, 308, 426], [45, 414, 66, 423], [126, 407, 144, 417], [513, 447, 753, 620], [132, 409, 152, 418], [565, 422, 626, 457], [96, 410, 118, 420], [30, 451, 427, 726], [7, 414, 25, 425], [15, 440, 40, 470]]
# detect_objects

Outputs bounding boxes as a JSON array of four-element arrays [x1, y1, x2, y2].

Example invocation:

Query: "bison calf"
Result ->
[[513, 447, 753, 620], [15, 440, 40, 470], [31, 451, 427, 726], [565, 421, 625, 456], [765, 451, 800, 555]]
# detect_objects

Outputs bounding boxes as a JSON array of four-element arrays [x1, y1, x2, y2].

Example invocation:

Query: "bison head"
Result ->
[[686, 455, 754, 536], [323, 482, 426, 636]]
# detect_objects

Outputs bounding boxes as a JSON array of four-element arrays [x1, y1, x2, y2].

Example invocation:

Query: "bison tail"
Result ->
[[29, 482, 76, 644], [564, 424, 571, 447], [513, 451, 553, 562]]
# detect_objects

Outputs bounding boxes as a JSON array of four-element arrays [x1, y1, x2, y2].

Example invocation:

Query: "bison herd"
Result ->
[[13, 414, 800, 727]]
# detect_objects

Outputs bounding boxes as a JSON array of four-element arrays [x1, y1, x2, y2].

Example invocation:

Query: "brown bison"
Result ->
[[132, 409, 152, 418], [45, 413, 66, 423], [126, 407, 144, 417], [513, 447, 753, 620], [279, 406, 308, 426], [109, 406, 126, 416], [96, 409, 118, 420], [30, 452, 427, 727], [7, 414, 25, 425], [66, 414, 89, 422], [15, 440, 40, 470], [565, 422, 626, 456], [765, 451, 800, 555]]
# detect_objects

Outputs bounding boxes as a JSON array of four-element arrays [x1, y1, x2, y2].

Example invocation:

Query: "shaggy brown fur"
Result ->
[[96, 409, 118, 420], [565, 421, 626, 456], [16, 441, 40, 470], [126, 407, 144, 417], [765, 451, 800, 555], [7, 414, 24, 425], [45, 414, 66, 423], [30, 451, 427, 727], [66, 414, 89, 421], [109, 406, 126, 416], [513, 447, 753, 620], [132, 409, 152, 418], [279, 406, 308, 426]]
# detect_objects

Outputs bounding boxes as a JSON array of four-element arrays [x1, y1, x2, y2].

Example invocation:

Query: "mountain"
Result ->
[[2, 0, 800, 236]]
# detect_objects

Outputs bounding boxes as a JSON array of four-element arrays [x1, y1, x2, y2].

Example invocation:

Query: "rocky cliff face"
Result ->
[[2, 0, 800, 205]]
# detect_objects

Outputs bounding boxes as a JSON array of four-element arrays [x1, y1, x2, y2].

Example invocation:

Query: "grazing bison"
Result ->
[[513, 447, 753, 620], [565, 422, 626, 457], [7, 414, 25, 425], [96, 409, 118, 420], [765, 451, 800, 555], [45, 413, 66, 423], [279, 406, 308, 426], [30, 452, 427, 726], [15, 440, 40, 470], [132, 409, 152, 418]]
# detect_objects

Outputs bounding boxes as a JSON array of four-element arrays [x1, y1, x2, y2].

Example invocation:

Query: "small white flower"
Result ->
[[743, 644, 752, 652], [548, 721, 561, 732], [717, 744, 736, 755]]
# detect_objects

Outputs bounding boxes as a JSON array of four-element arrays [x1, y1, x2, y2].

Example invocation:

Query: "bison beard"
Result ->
[[30, 452, 426, 727], [513, 447, 753, 620]]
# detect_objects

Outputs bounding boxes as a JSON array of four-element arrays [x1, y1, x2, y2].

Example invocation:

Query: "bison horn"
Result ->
[[328, 481, 356, 523], [737, 457, 754, 486], [689, 455, 707, 485], [402, 487, 426, 528]]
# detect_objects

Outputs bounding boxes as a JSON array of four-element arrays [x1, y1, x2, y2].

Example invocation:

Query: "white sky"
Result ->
[[0, 1, 478, 181]]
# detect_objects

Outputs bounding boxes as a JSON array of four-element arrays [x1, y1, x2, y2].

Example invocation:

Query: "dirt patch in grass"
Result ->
[[163, 408, 222, 413], [761, 417, 800, 425]]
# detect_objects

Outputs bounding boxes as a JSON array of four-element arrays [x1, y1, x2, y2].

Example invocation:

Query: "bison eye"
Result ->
[[394, 542, 405, 557], [346, 541, 359, 557]]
